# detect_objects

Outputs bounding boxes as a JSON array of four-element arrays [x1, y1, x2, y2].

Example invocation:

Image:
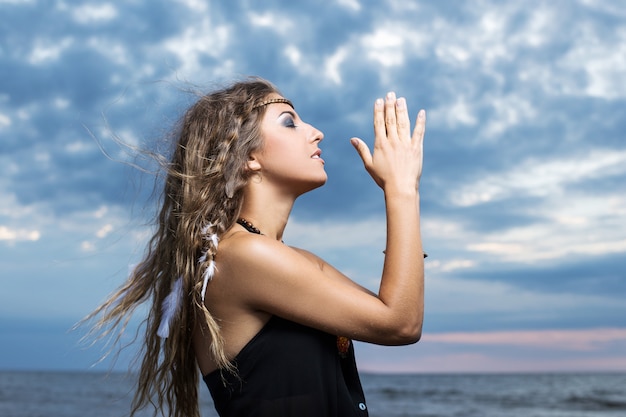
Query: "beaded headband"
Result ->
[[252, 97, 294, 110]]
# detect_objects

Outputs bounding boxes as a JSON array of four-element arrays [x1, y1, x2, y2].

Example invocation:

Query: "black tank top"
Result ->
[[203, 316, 368, 417]]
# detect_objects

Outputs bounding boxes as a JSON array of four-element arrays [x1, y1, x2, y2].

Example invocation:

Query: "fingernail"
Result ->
[[387, 92, 396, 100], [418, 109, 425, 119], [396, 98, 406, 108], [375, 98, 383, 106]]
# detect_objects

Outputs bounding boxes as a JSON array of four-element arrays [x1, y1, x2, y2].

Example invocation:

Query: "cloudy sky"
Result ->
[[1, 0, 625, 374]]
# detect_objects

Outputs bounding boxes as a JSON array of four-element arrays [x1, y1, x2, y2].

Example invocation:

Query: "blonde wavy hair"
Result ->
[[85, 78, 281, 417]]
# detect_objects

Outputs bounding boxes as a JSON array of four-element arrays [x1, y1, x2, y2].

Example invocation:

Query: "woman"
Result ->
[[88, 77, 426, 417]]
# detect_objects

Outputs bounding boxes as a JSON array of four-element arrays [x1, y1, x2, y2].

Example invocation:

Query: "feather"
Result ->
[[201, 223, 214, 237], [200, 259, 216, 302], [157, 276, 184, 339], [198, 224, 219, 302], [201, 224, 219, 245], [209, 233, 219, 248]]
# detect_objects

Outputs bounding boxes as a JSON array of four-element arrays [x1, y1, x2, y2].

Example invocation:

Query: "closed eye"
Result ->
[[279, 111, 298, 129]]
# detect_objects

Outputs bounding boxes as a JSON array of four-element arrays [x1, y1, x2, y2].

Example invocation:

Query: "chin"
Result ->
[[297, 176, 327, 196], [314, 174, 328, 188]]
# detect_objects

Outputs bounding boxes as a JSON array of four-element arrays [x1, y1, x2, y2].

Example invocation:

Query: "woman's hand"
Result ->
[[351, 92, 426, 193]]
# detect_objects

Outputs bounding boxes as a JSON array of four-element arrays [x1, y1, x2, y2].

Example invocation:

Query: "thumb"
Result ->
[[350, 137, 372, 167]]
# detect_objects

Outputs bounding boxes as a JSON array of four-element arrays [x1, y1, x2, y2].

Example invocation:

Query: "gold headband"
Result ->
[[252, 97, 294, 110]]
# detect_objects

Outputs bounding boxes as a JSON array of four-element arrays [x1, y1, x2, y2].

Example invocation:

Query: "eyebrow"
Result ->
[[278, 110, 297, 118], [275, 110, 300, 124]]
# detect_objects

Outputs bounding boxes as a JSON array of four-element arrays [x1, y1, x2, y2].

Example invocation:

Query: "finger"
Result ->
[[395, 97, 410, 141], [412, 109, 426, 145], [373, 97, 385, 146], [385, 92, 398, 140], [350, 137, 373, 168]]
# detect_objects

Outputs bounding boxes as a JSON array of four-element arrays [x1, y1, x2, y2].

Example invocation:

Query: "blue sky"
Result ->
[[1, 0, 625, 373]]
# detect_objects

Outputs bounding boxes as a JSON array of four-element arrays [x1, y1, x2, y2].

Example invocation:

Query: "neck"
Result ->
[[239, 185, 296, 241]]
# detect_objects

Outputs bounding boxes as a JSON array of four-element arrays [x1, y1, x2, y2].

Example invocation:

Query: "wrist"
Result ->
[[383, 186, 419, 200]]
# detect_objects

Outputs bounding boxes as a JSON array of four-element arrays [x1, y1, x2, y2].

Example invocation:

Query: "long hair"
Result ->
[[84, 78, 281, 417]]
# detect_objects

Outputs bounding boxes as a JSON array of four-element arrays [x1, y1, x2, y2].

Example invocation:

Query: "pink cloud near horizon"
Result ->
[[356, 327, 626, 373], [423, 327, 626, 351]]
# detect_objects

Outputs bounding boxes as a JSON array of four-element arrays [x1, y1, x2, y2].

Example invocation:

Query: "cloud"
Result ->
[[422, 203, 626, 266], [336, 0, 361, 12], [425, 327, 626, 351], [424, 272, 622, 319], [556, 24, 626, 99], [452, 149, 626, 207], [27, 37, 75, 65], [247, 11, 295, 36], [174, 0, 208, 13], [162, 17, 233, 78], [357, 325, 626, 372], [0, 112, 11, 128], [427, 147, 626, 265], [285, 216, 386, 251], [360, 349, 626, 373], [70, 3, 118, 25], [0, 226, 40, 242]]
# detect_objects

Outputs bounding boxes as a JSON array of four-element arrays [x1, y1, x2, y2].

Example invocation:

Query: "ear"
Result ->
[[247, 153, 262, 172]]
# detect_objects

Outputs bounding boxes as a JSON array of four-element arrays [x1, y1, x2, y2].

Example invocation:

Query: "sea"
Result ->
[[1, 371, 625, 417]]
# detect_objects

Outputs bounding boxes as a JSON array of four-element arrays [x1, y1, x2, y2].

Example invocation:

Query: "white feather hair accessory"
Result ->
[[200, 259, 216, 302], [199, 223, 219, 302], [156, 224, 219, 338], [157, 276, 184, 339]]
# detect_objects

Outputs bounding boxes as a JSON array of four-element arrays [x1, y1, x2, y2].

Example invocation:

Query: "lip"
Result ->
[[311, 149, 324, 164]]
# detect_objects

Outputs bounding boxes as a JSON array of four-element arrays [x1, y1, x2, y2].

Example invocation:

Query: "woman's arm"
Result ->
[[291, 247, 378, 297]]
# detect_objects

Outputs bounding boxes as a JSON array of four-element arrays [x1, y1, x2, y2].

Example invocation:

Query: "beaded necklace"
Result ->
[[236, 218, 261, 234]]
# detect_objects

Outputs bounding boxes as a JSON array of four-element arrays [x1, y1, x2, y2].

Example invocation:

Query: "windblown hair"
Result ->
[[85, 78, 281, 417]]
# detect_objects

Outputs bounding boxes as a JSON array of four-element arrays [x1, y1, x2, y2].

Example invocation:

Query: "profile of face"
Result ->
[[248, 94, 326, 196]]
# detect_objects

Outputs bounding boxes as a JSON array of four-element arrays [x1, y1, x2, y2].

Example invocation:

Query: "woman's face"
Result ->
[[250, 94, 326, 196]]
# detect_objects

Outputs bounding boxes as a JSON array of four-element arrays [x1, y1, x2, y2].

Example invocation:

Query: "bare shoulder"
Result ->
[[211, 231, 309, 293], [289, 246, 324, 269], [216, 231, 308, 273]]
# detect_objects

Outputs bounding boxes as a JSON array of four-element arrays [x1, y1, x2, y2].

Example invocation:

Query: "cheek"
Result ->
[[262, 138, 297, 161], [256, 140, 294, 173]]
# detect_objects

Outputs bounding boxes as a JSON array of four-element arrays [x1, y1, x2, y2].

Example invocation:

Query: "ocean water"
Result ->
[[0, 371, 625, 417]]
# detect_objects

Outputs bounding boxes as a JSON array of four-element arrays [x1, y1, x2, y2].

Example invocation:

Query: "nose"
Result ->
[[309, 125, 324, 143]]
